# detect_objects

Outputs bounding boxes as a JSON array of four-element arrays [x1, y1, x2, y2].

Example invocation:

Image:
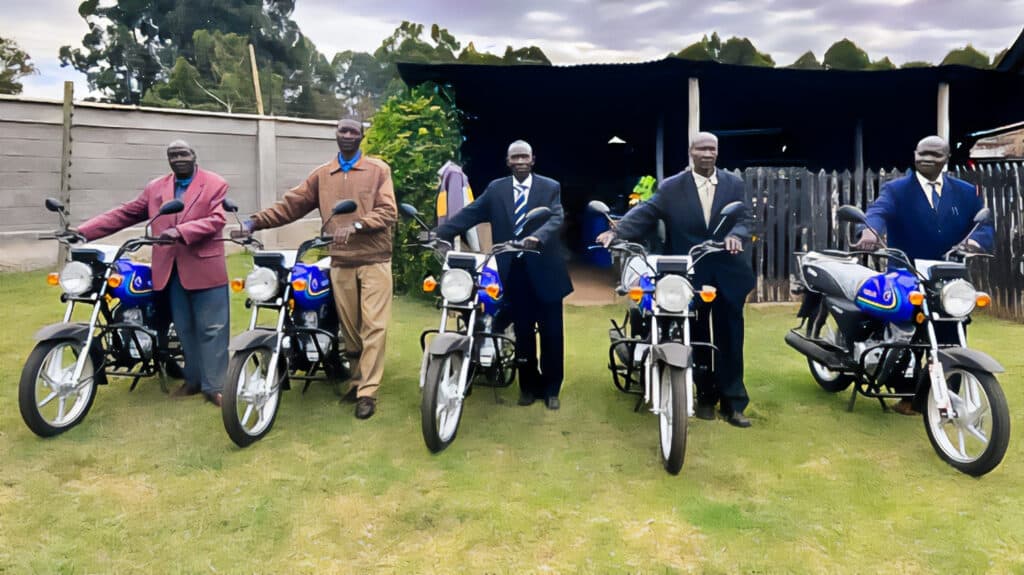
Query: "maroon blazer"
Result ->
[[77, 167, 229, 291]]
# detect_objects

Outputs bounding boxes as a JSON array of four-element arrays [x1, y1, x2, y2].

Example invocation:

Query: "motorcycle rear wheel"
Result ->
[[806, 304, 854, 392]]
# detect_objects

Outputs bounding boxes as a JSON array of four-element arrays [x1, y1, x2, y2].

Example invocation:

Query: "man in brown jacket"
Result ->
[[237, 118, 397, 419]]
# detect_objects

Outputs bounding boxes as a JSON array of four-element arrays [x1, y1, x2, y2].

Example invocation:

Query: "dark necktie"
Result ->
[[513, 183, 528, 236], [930, 183, 940, 211]]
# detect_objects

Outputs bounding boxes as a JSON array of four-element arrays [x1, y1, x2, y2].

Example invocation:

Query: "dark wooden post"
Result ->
[[57, 81, 73, 265]]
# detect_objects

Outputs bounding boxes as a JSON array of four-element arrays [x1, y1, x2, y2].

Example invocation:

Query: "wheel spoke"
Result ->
[[240, 404, 255, 427], [956, 428, 967, 457], [56, 396, 67, 422], [37, 391, 59, 408], [965, 423, 989, 444]]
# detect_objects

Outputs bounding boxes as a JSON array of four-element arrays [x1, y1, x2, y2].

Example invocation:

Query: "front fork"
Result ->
[[262, 286, 293, 394], [70, 272, 111, 386], [921, 299, 952, 416], [645, 315, 694, 418]]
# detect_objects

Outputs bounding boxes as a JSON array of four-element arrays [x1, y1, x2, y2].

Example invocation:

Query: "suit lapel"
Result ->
[[502, 176, 516, 225], [177, 169, 206, 222], [708, 171, 730, 231], [682, 172, 708, 233]]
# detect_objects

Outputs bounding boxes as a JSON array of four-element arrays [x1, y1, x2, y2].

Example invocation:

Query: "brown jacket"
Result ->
[[251, 154, 397, 267]]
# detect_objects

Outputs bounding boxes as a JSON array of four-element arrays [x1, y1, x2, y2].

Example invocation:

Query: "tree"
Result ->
[[823, 39, 871, 70], [787, 51, 822, 70], [940, 44, 990, 68], [900, 60, 932, 69], [0, 36, 37, 95], [457, 42, 503, 65], [362, 83, 462, 294], [867, 57, 896, 71], [718, 36, 774, 67], [672, 32, 721, 61], [502, 45, 551, 65]]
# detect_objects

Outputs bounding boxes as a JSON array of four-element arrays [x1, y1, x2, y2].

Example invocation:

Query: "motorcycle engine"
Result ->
[[299, 309, 331, 363], [121, 307, 153, 360], [854, 340, 884, 376]]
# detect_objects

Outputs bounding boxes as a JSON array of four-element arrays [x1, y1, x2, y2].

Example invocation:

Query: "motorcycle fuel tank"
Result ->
[[854, 269, 918, 323]]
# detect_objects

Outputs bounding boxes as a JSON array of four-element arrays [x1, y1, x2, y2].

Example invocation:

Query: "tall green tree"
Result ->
[[823, 39, 871, 70], [867, 56, 896, 70], [940, 44, 990, 68], [787, 51, 823, 70], [0, 36, 37, 95], [671, 33, 773, 67], [671, 32, 722, 61]]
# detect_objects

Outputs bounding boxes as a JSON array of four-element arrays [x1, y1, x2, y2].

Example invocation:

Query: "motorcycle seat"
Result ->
[[801, 252, 876, 300]]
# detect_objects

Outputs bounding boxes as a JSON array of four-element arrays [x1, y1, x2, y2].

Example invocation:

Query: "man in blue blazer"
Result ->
[[855, 135, 994, 261], [854, 135, 994, 415], [598, 132, 756, 428], [435, 140, 574, 409]]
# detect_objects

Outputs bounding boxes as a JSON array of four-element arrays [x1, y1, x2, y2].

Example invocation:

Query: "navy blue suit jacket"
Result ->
[[864, 172, 994, 261], [614, 169, 755, 305], [436, 173, 573, 303]]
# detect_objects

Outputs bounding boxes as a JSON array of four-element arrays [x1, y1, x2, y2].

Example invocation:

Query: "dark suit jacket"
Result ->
[[864, 172, 994, 261], [614, 169, 755, 304], [436, 173, 573, 303], [78, 168, 229, 291]]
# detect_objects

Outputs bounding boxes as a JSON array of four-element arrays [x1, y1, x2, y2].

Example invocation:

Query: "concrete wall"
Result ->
[[0, 96, 336, 270]]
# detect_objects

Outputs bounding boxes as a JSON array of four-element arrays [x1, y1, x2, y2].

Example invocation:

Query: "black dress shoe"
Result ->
[[723, 411, 752, 428], [695, 404, 716, 421], [517, 391, 536, 406], [545, 396, 560, 410], [355, 397, 376, 419], [204, 392, 223, 408], [170, 383, 201, 398]]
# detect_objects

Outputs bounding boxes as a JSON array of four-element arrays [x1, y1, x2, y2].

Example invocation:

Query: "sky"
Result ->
[[5, 0, 1024, 100]]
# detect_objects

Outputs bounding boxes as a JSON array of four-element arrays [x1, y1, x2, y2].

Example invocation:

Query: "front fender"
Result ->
[[428, 333, 471, 357], [34, 322, 91, 342], [938, 347, 1004, 374], [229, 329, 278, 353], [651, 342, 692, 369]]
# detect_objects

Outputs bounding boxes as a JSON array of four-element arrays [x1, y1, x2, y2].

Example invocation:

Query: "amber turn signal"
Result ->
[[422, 276, 438, 292], [46, 272, 59, 286], [230, 278, 245, 292], [908, 291, 924, 306], [628, 286, 644, 303], [291, 278, 307, 292], [107, 274, 124, 289], [699, 285, 718, 303], [915, 312, 927, 324], [976, 292, 991, 308], [485, 284, 501, 299]]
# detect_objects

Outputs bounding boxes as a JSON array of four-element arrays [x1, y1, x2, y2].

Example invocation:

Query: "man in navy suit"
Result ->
[[435, 140, 574, 410], [853, 135, 994, 415], [598, 132, 756, 428]]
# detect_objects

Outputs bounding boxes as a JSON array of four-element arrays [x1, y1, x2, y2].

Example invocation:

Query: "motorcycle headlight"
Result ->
[[58, 261, 94, 296], [654, 274, 693, 313], [245, 266, 280, 303], [440, 269, 475, 303], [940, 279, 976, 318]]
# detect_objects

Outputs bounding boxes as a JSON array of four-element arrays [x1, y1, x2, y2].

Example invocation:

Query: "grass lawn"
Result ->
[[1, 257, 1022, 574]]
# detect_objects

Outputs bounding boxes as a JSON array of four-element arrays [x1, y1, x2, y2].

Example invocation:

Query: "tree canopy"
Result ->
[[0, 36, 37, 95]]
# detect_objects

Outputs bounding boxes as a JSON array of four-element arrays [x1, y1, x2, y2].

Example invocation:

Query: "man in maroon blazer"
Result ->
[[75, 140, 230, 406]]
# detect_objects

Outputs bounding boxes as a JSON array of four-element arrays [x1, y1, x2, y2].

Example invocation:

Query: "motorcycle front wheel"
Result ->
[[923, 367, 1010, 477], [19, 339, 98, 437], [421, 351, 466, 453], [222, 346, 283, 448], [657, 361, 688, 475]]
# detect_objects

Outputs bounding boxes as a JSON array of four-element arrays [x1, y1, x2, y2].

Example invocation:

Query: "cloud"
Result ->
[[525, 11, 567, 23], [632, 1, 669, 15]]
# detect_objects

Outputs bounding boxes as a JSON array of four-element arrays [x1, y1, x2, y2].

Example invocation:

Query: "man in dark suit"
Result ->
[[598, 132, 755, 428], [434, 140, 574, 410], [853, 134, 994, 415]]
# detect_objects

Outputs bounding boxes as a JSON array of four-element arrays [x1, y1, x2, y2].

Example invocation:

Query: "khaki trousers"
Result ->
[[329, 262, 393, 399]]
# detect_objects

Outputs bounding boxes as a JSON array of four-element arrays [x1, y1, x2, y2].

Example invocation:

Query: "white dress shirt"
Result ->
[[915, 171, 943, 209], [693, 169, 717, 226]]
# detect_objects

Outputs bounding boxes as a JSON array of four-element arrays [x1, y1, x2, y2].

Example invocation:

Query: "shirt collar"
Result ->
[[915, 171, 943, 192], [693, 169, 717, 186], [175, 174, 194, 188], [513, 174, 533, 191], [337, 150, 362, 173]]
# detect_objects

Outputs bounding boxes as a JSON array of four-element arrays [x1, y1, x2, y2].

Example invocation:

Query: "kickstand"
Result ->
[[634, 394, 645, 413], [157, 363, 170, 393], [877, 397, 889, 412], [846, 388, 858, 412]]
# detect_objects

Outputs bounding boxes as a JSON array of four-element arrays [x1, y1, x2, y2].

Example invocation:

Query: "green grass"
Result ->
[[1, 258, 1023, 573]]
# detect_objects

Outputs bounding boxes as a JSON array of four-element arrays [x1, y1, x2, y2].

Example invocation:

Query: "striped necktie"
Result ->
[[513, 182, 528, 236], [929, 182, 940, 211]]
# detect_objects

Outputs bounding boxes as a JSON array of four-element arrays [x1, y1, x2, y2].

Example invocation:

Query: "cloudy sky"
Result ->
[[6, 0, 1024, 99]]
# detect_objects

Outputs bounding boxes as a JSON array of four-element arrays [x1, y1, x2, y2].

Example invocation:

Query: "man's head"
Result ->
[[689, 132, 718, 177], [336, 118, 364, 157], [507, 140, 534, 181], [167, 140, 196, 179], [914, 135, 949, 181]]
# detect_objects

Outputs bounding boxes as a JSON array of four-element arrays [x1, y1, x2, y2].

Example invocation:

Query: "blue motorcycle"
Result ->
[[219, 199, 356, 447], [20, 197, 186, 437], [787, 205, 1009, 476], [400, 203, 548, 453]]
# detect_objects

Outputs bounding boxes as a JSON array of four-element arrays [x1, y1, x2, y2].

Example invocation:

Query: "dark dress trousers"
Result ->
[[614, 169, 755, 414], [436, 173, 574, 399]]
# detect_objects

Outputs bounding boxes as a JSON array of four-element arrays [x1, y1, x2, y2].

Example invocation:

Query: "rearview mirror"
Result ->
[[974, 207, 992, 225], [332, 199, 357, 215], [587, 200, 611, 215], [45, 198, 66, 213], [837, 205, 867, 225], [719, 201, 744, 218], [399, 203, 420, 218], [222, 198, 239, 213], [159, 199, 185, 215]]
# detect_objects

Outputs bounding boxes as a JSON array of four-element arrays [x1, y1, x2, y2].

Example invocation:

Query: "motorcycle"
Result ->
[[219, 198, 356, 447], [785, 205, 1010, 476], [589, 200, 745, 475], [399, 202, 548, 453], [19, 197, 187, 437]]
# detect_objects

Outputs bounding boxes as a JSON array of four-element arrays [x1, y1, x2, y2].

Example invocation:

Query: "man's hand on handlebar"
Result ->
[[596, 230, 616, 248], [725, 235, 743, 254], [521, 236, 541, 251], [158, 227, 181, 243], [851, 229, 882, 252]]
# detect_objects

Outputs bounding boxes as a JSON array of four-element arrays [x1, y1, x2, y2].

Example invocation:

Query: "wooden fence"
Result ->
[[741, 162, 1024, 321]]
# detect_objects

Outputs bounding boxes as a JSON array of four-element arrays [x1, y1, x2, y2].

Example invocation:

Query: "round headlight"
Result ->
[[940, 279, 976, 318], [58, 261, 94, 296], [654, 274, 694, 313], [440, 269, 475, 303], [245, 266, 280, 302]]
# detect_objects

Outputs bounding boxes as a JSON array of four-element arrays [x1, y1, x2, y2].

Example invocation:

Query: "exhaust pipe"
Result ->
[[784, 330, 852, 371]]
